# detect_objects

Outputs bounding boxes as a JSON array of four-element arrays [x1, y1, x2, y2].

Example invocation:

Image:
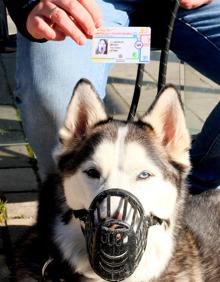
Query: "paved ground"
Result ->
[[0, 17, 220, 281]]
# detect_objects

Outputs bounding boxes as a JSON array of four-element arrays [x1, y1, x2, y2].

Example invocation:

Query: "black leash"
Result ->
[[157, 0, 180, 93], [127, 63, 145, 122], [127, 0, 180, 122]]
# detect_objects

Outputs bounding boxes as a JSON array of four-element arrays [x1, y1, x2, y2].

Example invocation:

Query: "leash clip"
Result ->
[[41, 257, 54, 281]]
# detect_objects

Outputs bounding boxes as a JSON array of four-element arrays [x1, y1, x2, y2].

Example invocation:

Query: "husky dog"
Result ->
[[36, 79, 220, 282]]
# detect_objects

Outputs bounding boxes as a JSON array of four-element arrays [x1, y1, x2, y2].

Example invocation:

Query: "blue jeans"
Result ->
[[16, 0, 220, 191]]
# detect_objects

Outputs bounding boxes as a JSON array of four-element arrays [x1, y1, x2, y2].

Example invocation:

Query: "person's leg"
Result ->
[[188, 101, 220, 193], [172, 1, 220, 85], [171, 1, 220, 192], [15, 0, 135, 179], [16, 36, 112, 179]]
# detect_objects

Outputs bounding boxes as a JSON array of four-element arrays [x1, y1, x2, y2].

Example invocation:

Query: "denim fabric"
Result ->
[[16, 0, 220, 187], [188, 102, 220, 193], [171, 1, 220, 192], [172, 2, 220, 85]]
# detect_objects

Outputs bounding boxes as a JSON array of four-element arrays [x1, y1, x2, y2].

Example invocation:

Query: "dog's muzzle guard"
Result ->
[[72, 189, 162, 281]]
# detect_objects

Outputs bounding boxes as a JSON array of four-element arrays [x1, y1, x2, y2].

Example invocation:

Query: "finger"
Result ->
[[53, 0, 96, 36], [29, 2, 88, 44], [27, 16, 66, 41], [50, 24, 67, 40], [46, 6, 87, 44], [78, 0, 103, 28], [45, 18, 67, 40], [27, 15, 56, 39]]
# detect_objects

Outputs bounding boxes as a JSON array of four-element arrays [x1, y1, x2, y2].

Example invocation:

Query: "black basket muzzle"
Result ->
[[75, 189, 156, 281]]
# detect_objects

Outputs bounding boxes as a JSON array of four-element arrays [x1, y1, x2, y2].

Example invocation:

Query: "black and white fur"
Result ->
[[36, 79, 220, 282]]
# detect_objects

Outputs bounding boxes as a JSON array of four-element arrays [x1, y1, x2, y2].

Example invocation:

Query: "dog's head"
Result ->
[[54, 79, 191, 281], [57, 79, 190, 212]]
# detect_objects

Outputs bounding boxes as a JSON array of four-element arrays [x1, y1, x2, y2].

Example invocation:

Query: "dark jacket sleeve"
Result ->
[[4, 0, 46, 42]]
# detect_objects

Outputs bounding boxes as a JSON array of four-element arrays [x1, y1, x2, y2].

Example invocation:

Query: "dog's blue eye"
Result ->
[[84, 168, 100, 179], [137, 171, 151, 180]]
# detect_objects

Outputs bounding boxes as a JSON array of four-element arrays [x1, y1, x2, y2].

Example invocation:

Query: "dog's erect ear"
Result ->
[[140, 85, 191, 168], [59, 79, 108, 147]]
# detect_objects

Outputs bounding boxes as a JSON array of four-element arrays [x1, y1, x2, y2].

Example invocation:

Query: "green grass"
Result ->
[[25, 144, 36, 159], [0, 199, 7, 223]]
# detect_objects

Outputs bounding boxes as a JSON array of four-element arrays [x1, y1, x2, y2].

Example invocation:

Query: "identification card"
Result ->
[[92, 27, 151, 63]]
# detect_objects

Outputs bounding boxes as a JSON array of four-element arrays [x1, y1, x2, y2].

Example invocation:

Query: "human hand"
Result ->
[[179, 0, 213, 10], [26, 0, 102, 44]]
